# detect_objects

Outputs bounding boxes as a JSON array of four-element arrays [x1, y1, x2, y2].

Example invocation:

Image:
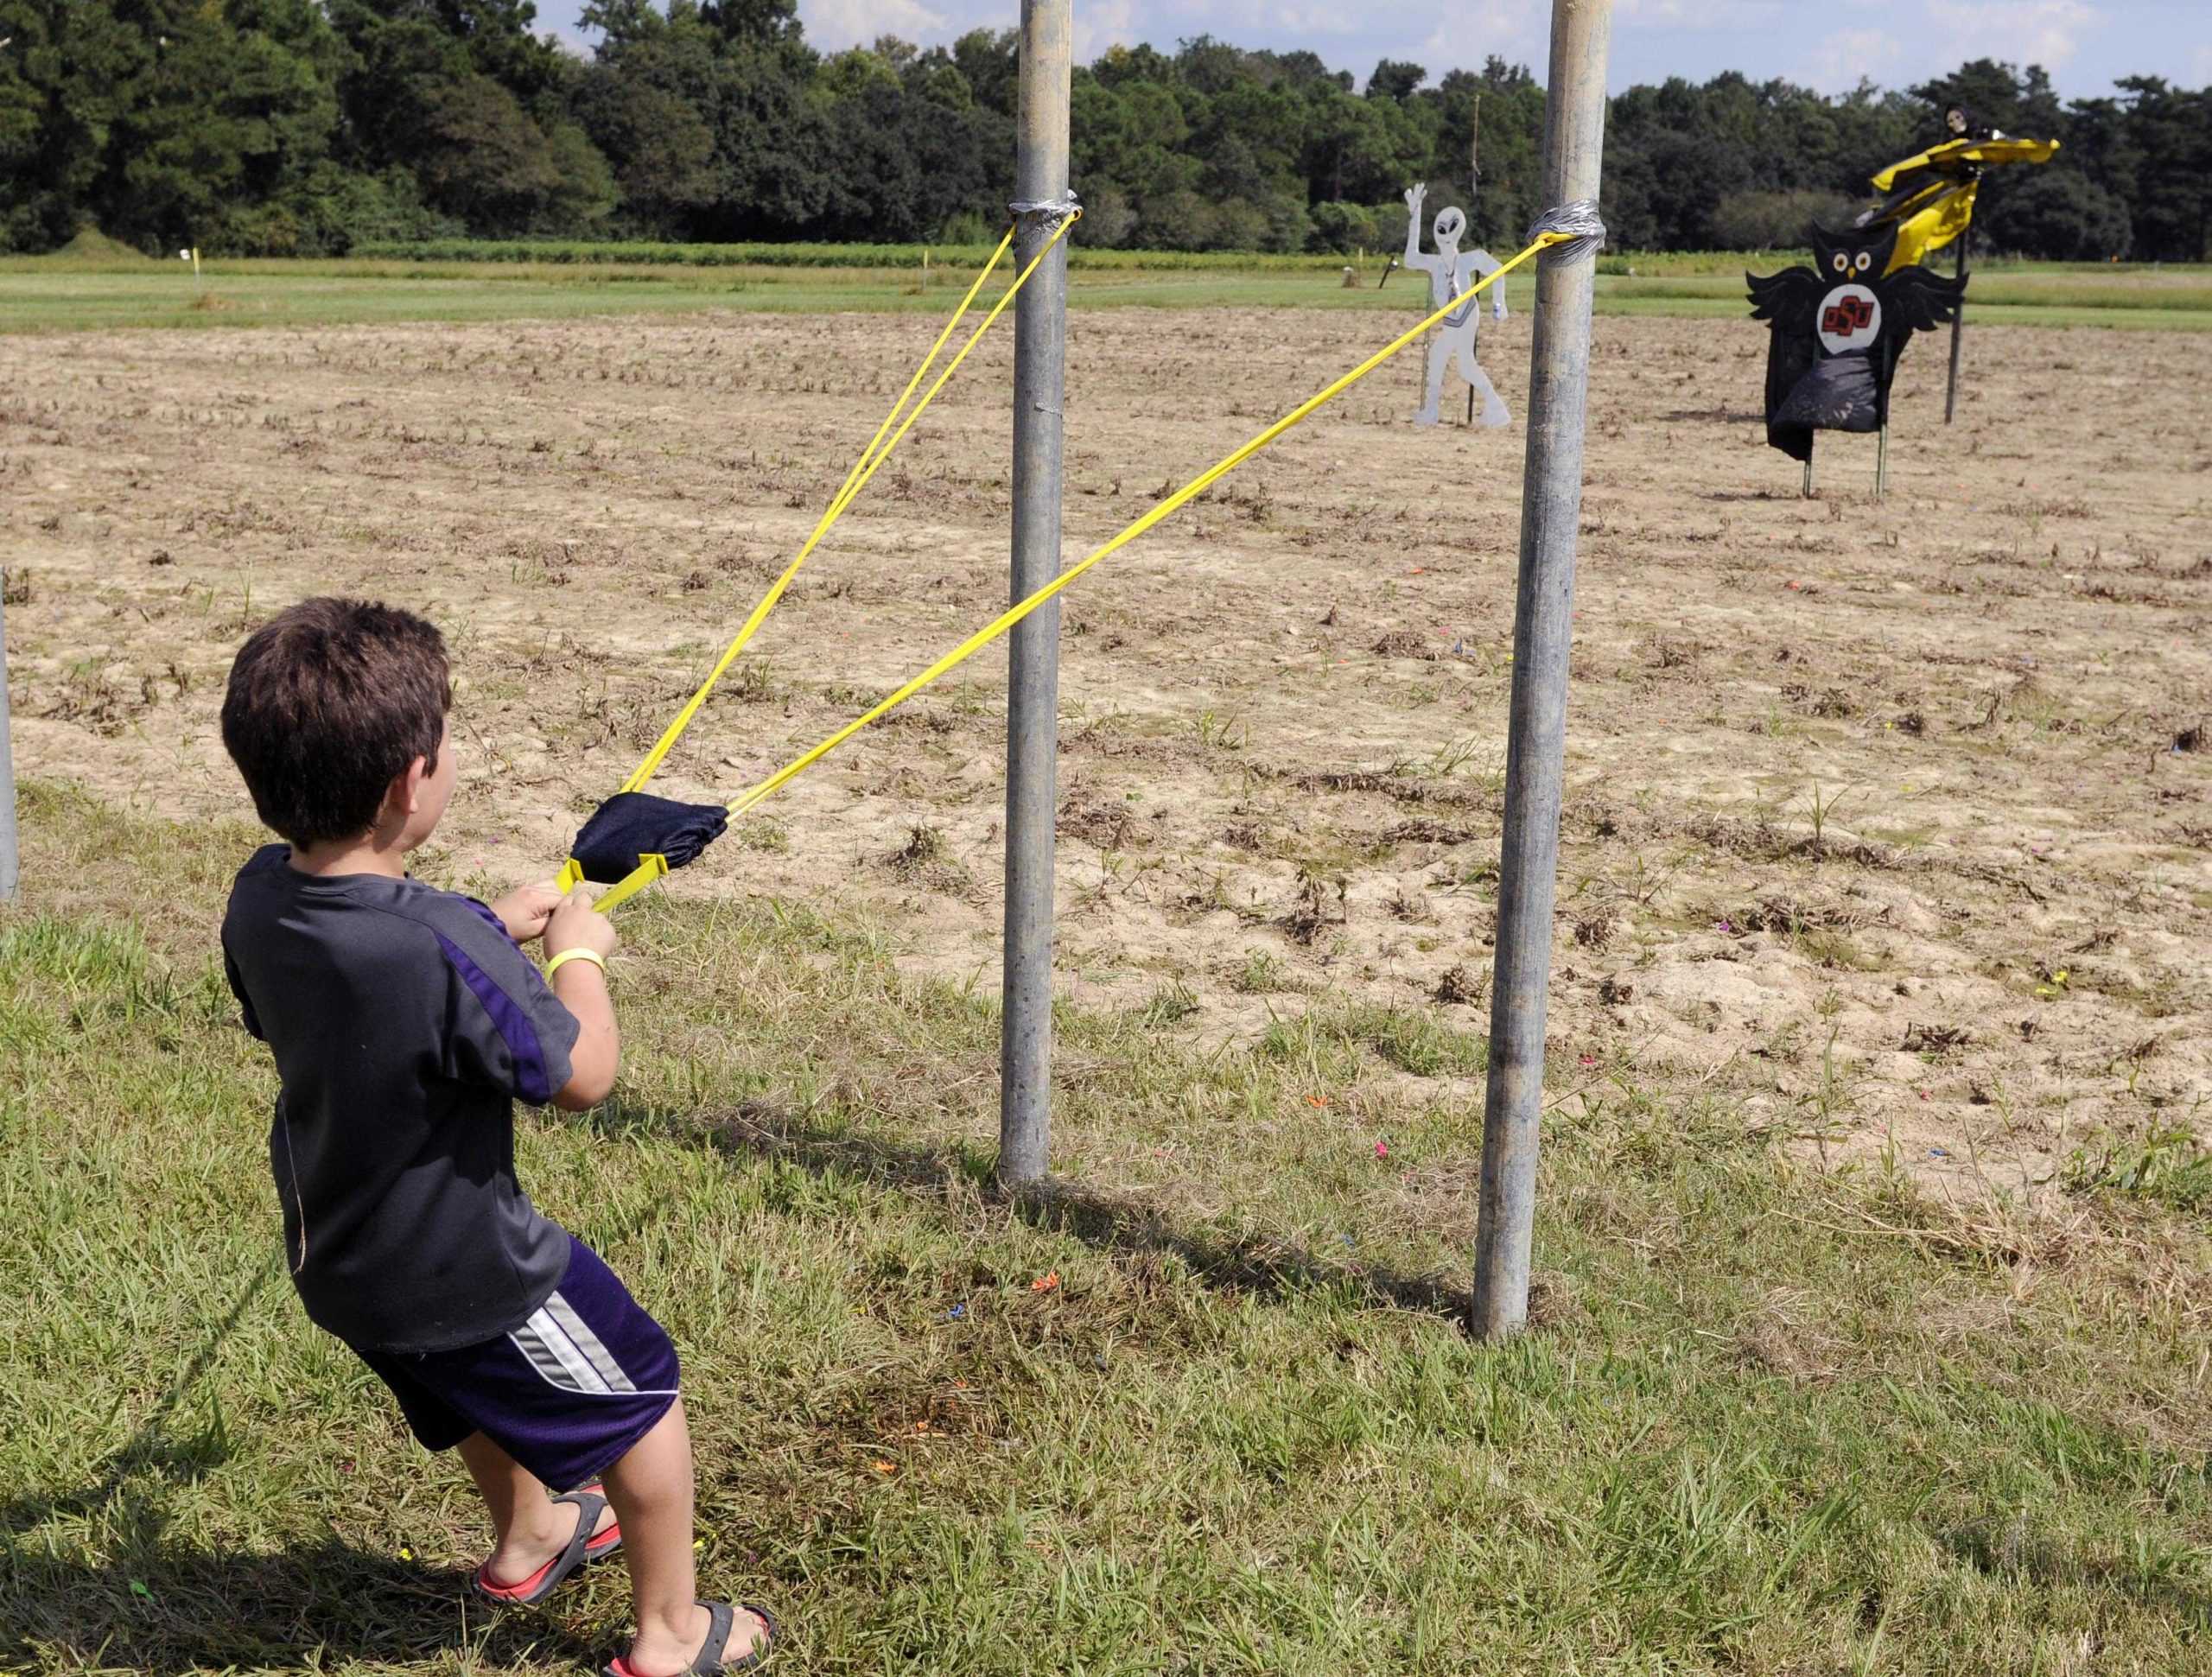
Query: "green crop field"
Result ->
[[6, 244, 2210, 334], [6, 784, 2212, 1673]]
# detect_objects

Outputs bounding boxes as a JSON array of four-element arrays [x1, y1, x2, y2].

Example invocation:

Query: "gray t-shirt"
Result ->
[[221, 847, 582, 1352]]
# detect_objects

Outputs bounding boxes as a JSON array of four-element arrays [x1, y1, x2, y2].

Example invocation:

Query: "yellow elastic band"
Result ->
[[620, 212, 1081, 796], [589, 853, 669, 915], [544, 947, 607, 981], [721, 230, 1563, 823]]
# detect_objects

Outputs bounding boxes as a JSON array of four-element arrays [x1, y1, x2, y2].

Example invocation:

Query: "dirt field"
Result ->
[[4, 304, 2207, 1197]]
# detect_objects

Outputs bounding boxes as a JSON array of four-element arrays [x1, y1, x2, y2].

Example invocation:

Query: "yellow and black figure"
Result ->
[[1745, 220, 1967, 464], [1859, 130, 2061, 273]]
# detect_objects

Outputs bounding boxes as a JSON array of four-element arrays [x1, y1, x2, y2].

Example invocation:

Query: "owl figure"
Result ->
[[1746, 223, 1967, 462]]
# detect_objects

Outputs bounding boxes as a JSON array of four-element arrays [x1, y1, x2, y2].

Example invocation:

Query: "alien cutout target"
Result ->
[[1745, 221, 1966, 463]]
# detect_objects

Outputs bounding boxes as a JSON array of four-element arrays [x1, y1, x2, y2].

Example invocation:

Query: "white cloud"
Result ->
[[801, 0, 947, 53], [1274, 4, 1363, 39], [1926, 0, 2099, 71], [1418, 1, 1544, 75], [1072, 0, 1137, 61], [1798, 27, 1904, 93], [1617, 0, 1782, 27]]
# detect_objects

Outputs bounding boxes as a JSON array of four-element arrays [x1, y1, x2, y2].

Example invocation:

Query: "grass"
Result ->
[[7, 247, 2212, 334], [4, 779, 2211, 1674]]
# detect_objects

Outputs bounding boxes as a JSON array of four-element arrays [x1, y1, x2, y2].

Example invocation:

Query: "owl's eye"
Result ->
[[1854, 251, 1872, 273], [1830, 252, 1847, 274]]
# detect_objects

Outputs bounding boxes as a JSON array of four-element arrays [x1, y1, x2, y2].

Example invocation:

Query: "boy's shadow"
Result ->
[[6, 1533, 599, 1674], [2, 1258, 599, 1673]]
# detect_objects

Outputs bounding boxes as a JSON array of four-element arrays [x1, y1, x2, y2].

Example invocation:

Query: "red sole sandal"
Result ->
[[474, 1483, 623, 1607], [602, 1600, 776, 1676]]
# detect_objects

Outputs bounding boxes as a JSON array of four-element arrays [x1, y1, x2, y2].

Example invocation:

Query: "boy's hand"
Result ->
[[491, 882, 568, 943], [544, 886, 620, 962]]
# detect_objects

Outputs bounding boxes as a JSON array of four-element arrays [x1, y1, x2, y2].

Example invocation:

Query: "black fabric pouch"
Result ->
[[570, 792, 729, 884]]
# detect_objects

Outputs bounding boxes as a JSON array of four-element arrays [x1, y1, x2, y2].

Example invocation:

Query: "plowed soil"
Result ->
[[5, 305, 2207, 1193]]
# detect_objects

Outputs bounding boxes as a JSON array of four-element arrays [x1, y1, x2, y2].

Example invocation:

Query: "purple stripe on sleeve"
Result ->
[[464, 897, 517, 941], [435, 930, 556, 1104]]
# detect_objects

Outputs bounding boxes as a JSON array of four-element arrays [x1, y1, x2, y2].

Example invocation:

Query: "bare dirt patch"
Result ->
[[4, 306, 2207, 1194]]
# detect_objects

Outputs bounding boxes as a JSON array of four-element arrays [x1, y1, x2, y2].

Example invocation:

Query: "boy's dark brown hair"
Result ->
[[221, 598, 450, 847]]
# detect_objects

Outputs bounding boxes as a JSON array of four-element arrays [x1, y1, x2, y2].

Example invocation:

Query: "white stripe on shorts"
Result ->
[[510, 1307, 611, 1394], [543, 1291, 639, 1394], [506, 1296, 681, 1401]]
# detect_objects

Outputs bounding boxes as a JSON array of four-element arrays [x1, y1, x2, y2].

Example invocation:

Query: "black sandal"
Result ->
[[601, 1600, 776, 1676], [474, 1483, 622, 1606]]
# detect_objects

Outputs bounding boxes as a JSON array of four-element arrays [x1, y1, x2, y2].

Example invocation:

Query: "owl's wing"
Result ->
[[1881, 262, 1969, 334], [1746, 264, 1821, 331], [1748, 266, 1825, 461]]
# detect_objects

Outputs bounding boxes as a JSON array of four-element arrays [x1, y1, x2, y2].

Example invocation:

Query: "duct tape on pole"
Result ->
[[999, 0, 1073, 1188], [1472, 0, 1613, 1339], [0, 580, 19, 905]]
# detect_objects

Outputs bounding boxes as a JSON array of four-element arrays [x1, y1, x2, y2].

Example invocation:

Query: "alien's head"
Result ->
[[1432, 206, 1465, 251], [1808, 220, 1899, 284]]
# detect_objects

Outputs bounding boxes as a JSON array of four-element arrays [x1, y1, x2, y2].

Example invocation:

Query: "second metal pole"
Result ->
[[1472, 0, 1613, 1338], [998, 0, 1071, 1188], [1944, 224, 1970, 424]]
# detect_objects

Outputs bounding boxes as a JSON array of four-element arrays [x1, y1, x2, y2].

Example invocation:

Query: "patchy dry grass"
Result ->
[[4, 784, 2210, 1674]]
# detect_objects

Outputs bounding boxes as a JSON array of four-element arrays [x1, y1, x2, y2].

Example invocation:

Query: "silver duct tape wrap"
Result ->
[[1009, 191, 1082, 225], [1526, 199, 1607, 266]]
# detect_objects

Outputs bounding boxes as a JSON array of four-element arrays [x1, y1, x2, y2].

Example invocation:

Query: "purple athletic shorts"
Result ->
[[352, 1235, 680, 1492]]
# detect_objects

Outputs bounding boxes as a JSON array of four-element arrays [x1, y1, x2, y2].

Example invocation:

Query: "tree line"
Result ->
[[2, 0, 2205, 261]]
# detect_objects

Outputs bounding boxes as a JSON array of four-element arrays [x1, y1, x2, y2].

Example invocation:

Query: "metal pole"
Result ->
[[1472, 0, 1613, 1339], [1467, 98, 1483, 431], [1944, 225, 1970, 424], [0, 581, 18, 904], [998, 0, 1071, 1188], [1803, 447, 1814, 499], [1877, 422, 1889, 499]]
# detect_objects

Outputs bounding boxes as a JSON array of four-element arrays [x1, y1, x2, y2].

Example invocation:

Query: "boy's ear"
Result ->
[[391, 755, 430, 817]]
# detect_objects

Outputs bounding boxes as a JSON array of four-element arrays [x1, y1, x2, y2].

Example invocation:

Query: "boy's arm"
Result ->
[[544, 888, 620, 1109], [221, 942, 265, 1040], [550, 964, 619, 1109]]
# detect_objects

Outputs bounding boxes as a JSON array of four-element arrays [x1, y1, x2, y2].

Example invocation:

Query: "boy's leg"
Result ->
[[601, 1399, 769, 1676], [458, 1431, 617, 1586]]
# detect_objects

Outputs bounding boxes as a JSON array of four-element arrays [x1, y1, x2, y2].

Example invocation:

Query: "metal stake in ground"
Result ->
[[0, 579, 18, 905], [1468, 93, 1482, 429], [999, 0, 1072, 1188], [1944, 222, 1971, 424], [1472, 0, 1614, 1340]]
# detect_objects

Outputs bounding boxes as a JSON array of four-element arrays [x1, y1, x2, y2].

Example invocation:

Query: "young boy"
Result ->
[[218, 597, 772, 1677]]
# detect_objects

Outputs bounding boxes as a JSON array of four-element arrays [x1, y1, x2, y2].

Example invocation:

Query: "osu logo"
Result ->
[[1821, 295, 1874, 336], [1815, 283, 1881, 353]]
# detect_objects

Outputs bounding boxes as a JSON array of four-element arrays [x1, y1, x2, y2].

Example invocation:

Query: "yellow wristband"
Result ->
[[544, 947, 607, 982]]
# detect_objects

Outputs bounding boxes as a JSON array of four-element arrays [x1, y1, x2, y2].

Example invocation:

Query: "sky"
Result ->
[[533, 0, 2212, 99]]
